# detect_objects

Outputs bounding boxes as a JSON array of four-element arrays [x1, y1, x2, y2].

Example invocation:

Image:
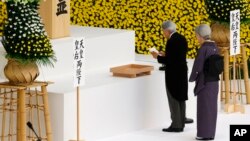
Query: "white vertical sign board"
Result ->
[[230, 10, 240, 56], [73, 37, 86, 87]]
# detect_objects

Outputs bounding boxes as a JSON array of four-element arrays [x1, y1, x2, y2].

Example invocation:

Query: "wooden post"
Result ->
[[69, 86, 84, 141], [0, 82, 53, 140], [225, 55, 237, 113], [232, 55, 237, 108], [9, 93, 14, 141], [220, 72, 224, 101], [17, 89, 26, 141], [225, 54, 245, 113], [39, 0, 70, 39], [71, 37, 85, 141], [41, 85, 53, 141], [241, 46, 250, 104], [1, 92, 6, 141], [224, 49, 230, 104], [77, 86, 80, 141]]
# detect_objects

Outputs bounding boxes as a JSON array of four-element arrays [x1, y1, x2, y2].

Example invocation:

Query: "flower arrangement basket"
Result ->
[[1, 0, 56, 84], [4, 59, 39, 84]]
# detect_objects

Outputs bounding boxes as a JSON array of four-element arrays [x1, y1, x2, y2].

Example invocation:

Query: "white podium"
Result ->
[[0, 26, 170, 141]]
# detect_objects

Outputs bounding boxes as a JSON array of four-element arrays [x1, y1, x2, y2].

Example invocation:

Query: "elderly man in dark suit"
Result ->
[[151, 20, 193, 132]]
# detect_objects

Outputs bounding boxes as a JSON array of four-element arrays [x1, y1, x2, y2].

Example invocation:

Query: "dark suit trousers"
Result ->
[[166, 86, 186, 128]]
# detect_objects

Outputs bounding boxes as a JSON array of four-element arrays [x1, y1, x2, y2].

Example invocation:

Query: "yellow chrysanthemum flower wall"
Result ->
[[72, 0, 249, 58], [0, 2, 7, 35], [70, 0, 209, 58], [1, 0, 250, 59]]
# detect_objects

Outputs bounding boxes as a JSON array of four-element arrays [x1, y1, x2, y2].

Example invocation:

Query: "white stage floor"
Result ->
[[96, 107, 250, 141], [94, 54, 250, 141]]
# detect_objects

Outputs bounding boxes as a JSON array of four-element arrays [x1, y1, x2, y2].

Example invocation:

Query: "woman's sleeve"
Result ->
[[189, 46, 206, 82]]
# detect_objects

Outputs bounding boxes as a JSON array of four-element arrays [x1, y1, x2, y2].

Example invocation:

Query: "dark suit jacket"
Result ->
[[157, 32, 188, 101]]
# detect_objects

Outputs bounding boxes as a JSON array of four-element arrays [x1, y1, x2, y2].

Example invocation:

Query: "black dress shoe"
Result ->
[[185, 118, 194, 124], [162, 127, 183, 132], [195, 137, 214, 140]]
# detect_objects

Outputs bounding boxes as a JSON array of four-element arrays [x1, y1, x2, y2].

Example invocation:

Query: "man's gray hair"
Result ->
[[195, 24, 211, 40], [162, 20, 176, 32]]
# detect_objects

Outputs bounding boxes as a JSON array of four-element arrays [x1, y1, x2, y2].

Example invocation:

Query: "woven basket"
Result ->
[[211, 22, 230, 47], [4, 59, 39, 84]]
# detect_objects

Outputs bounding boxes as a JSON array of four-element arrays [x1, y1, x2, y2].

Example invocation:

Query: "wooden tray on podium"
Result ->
[[110, 64, 154, 78]]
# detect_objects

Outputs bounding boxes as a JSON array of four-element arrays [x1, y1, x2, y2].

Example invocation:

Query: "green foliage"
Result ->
[[205, 0, 250, 25], [4, 0, 40, 3], [1, 0, 56, 66]]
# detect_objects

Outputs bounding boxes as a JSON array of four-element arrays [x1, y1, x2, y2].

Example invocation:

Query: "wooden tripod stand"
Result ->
[[220, 43, 250, 113]]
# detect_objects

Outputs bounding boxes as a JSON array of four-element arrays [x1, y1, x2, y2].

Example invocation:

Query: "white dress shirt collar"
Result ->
[[169, 31, 176, 39]]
